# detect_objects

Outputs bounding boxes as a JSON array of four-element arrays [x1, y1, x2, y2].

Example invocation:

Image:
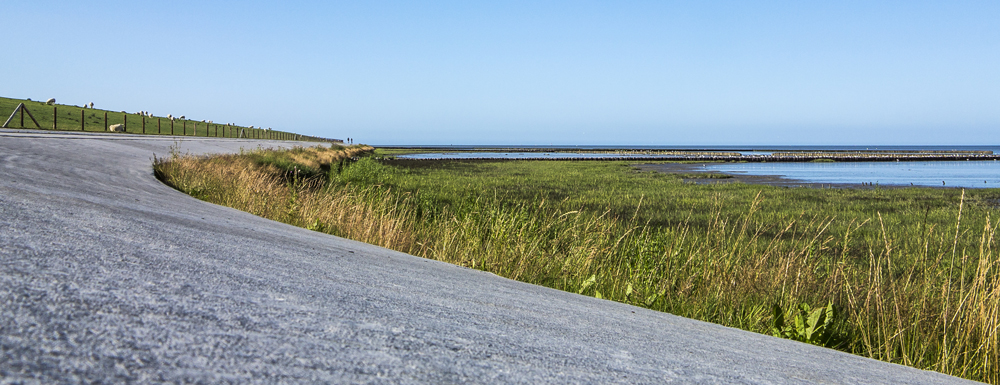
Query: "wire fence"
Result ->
[[0, 98, 341, 143]]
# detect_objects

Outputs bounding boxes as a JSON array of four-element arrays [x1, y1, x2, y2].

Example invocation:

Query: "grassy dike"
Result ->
[[156, 145, 1000, 383], [1, 96, 296, 139]]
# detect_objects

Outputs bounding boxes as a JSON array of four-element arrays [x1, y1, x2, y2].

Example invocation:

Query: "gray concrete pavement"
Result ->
[[0, 129, 975, 383]]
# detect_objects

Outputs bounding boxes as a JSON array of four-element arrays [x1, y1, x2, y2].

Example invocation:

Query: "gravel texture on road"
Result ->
[[0, 130, 976, 384]]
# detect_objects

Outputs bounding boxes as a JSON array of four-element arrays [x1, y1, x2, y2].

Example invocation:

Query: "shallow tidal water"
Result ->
[[704, 160, 1000, 189]]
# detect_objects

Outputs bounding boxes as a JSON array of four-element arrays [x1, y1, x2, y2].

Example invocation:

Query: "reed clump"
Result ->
[[155, 148, 1000, 383]]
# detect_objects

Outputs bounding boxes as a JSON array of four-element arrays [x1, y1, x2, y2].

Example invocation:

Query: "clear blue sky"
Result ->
[[7, 1, 998, 145]]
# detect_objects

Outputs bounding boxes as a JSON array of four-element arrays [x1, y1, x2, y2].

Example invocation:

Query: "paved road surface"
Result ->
[[0, 130, 975, 383]]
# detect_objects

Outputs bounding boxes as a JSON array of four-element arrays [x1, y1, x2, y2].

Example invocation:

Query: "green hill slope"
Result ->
[[0, 96, 331, 142]]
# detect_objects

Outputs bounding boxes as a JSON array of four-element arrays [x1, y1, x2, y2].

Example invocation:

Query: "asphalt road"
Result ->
[[0, 130, 975, 384]]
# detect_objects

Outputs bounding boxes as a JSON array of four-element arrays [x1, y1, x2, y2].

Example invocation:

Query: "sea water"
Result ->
[[705, 161, 1000, 188]]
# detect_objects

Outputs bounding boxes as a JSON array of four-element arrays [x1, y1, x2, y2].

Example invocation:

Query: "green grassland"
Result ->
[[0, 96, 296, 139], [158, 145, 1000, 382], [375, 156, 993, 236]]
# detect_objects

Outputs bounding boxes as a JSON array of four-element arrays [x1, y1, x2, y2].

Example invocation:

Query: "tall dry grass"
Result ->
[[155, 147, 1000, 383], [156, 145, 415, 250]]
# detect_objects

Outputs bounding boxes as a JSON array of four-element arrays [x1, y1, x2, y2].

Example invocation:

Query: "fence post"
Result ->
[[171, 120, 174, 135], [124, 114, 127, 132], [183, 121, 186, 135], [194, 122, 198, 136], [142, 116, 146, 134], [20, 105, 24, 127], [53, 107, 57, 130], [80, 110, 84, 131], [104, 112, 107, 131], [158, 118, 161, 134]]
